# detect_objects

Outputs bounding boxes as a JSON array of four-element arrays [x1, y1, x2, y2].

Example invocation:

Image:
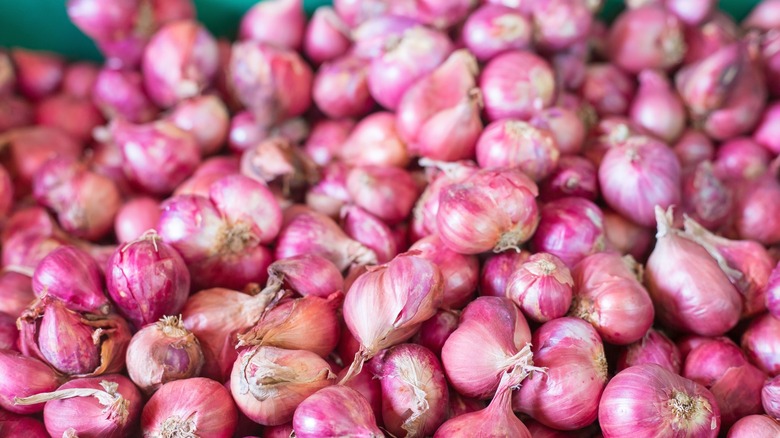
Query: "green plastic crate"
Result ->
[[0, 0, 760, 61]]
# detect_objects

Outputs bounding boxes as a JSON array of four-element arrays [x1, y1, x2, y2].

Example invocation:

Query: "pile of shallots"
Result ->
[[3, 0, 780, 436]]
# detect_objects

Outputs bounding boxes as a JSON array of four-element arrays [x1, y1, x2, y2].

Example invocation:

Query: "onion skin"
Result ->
[[292, 385, 384, 438], [0, 349, 62, 414], [126, 316, 204, 394], [507, 252, 573, 323], [617, 328, 681, 374], [267, 254, 343, 298], [681, 161, 732, 231], [367, 26, 453, 111], [683, 338, 766, 426], [479, 251, 530, 298], [741, 313, 780, 377], [230, 346, 336, 426], [239, 0, 305, 50], [598, 135, 682, 228], [303, 119, 354, 167], [531, 197, 606, 268], [342, 206, 398, 265], [462, 4, 532, 62], [303, 7, 351, 64], [607, 6, 686, 73], [580, 63, 636, 117], [674, 129, 715, 169], [769, 263, 780, 319], [602, 209, 654, 260], [275, 209, 377, 271], [106, 232, 190, 329], [228, 41, 313, 123], [114, 197, 161, 243], [35, 93, 104, 144], [571, 253, 654, 345], [630, 69, 686, 143], [515, 317, 607, 430], [735, 173, 780, 245], [343, 253, 444, 377], [346, 166, 419, 225], [167, 95, 229, 156], [32, 156, 122, 241], [442, 296, 532, 400], [715, 137, 770, 182], [313, 55, 373, 119], [763, 375, 780, 420], [141, 377, 238, 438], [646, 206, 742, 336], [530, 106, 587, 156], [32, 245, 110, 315], [370, 344, 449, 437], [0, 272, 35, 317], [340, 112, 410, 168], [727, 415, 780, 437], [599, 364, 720, 438], [397, 50, 483, 163], [411, 160, 478, 241], [10, 49, 65, 100], [476, 120, 560, 182], [413, 309, 460, 358], [0, 410, 48, 437], [539, 156, 598, 202], [0, 313, 18, 350], [22, 375, 143, 438], [142, 20, 219, 108], [237, 292, 342, 358], [181, 285, 279, 382], [92, 68, 158, 123], [108, 119, 201, 196], [436, 168, 540, 254], [479, 50, 556, 121], [409, 234, 479, 309]]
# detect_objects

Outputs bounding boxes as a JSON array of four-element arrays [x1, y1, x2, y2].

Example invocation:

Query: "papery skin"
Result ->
[[367, 26, 453, 111], [141, 377, 238, 438], [476, 120, 560, 182], [570, 252, 655, 345], [599, 364, 720, 438], [741, 313, 780, 376], [727, 415, 780, 438], [442, 296, 532, 400], [109, 119, 201, 196], [683, 339, 766, 427], [238, 292, 342, 358], [397, 49, 483, 162], [267, 254, 343, 298], [462, 4, 532, 62], [370, 344, 449, 437], [313, 55, 373, 119], [126, 316, 204, 394], [0, 349, 61, 414], [343, 254, 444, 370], [0, 410, 48, 437], [106, 233, 190, 329], [531, 0, 593, 50], [342, 205, 398, 264], [507, 252, 573, 323], [275, 209, 377, 271], [239, 0, 305, 50], [340, 112, 410, 168], [292, 385, 384, 438], [607, 6, 686, 73], [598, 135, 682, 228], [646, 207, 742, 336], [617, 328, 682, 374], [409, 234, 478, 309], [762, 375, 780, 420], [436, 168, 540, 254], [142, 20, 219, 108], [230, 346, 336, 426], [346, 166, 419, 225], [32, 245, 110, 315], [514, 317, 607, 430], [683, 217, 772, 317], [18, 299, 132, 377], [479, 50, 556, 121], [531, 197, 606, 268], [479, 251, 530, 298], [410, 160, 478, 240], [30, 375, 143, 438], [181, 286, 279, 382], [540, 156, 599, 202]]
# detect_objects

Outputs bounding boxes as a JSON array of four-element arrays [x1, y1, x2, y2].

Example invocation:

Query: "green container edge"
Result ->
[[0, 0, 761, 62]]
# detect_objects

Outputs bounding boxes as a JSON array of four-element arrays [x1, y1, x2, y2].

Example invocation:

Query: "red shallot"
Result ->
[[506, 252, 573, 323]]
